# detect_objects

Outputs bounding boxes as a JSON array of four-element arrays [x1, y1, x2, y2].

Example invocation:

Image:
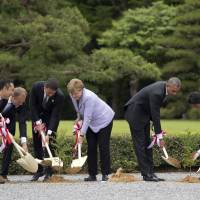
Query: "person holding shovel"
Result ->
[[67, 78, 115, 182], [0, 87, 28, 183], [30, 78, 64, 182], [0, 80, 14, 184], [124, 77, 181, 182]]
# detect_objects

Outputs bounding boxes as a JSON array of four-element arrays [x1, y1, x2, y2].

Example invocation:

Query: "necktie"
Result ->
[[42, 95, 49, 108]]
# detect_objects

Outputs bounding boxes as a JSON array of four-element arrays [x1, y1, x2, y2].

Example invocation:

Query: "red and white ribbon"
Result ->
[[72, 121, 82, 158], [0, 116, 11, 152], [147, 131, 166, 149], [33, 123, 47, 147], [73, 121, 82, 145]]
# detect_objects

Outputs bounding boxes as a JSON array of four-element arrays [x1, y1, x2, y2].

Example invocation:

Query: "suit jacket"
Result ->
[[70, 88, 115, 134], [29, 81, 64, 132], [0, 99, 27, 138], [124, 81, 166, 134]]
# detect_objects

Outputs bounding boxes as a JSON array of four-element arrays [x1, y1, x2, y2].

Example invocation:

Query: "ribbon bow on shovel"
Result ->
[[66, 121, 87, 174], [148, 131, 181, 168]]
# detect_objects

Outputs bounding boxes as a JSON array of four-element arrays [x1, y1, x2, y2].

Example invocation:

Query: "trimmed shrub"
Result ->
[[1, 133, 200, 175], [186, 108, 200, 119]]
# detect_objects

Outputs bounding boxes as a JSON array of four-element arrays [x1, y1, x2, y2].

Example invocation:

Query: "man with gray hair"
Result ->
[[124, 77, 181, 182]]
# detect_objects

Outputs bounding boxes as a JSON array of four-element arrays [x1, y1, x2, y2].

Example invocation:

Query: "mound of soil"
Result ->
[[109, 168, 138, 182], [65, 167, 82, 174], [179, 175, 200, 183], [45, 175, 75, 183]]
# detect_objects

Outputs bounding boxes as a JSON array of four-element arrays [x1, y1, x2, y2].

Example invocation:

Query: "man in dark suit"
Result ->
[[0, 80, 14, 184], [29, 78, 64, 182], [124, 77, 181, 182], [0, 87, 28, 183]]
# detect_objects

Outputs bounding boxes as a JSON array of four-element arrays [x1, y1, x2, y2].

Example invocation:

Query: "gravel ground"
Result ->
[[0, 172, 200, 200]]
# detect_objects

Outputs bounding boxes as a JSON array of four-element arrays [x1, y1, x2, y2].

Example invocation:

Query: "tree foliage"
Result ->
[[0, 0, 89, 87], [99, 1, 177, 63], [157, 0, 200, 118]]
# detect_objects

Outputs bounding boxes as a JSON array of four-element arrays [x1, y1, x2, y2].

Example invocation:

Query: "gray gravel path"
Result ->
[[0, 172, 200, 200]]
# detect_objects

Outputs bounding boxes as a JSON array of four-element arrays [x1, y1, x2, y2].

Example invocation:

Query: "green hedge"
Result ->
[[1, 133, 200, 175]]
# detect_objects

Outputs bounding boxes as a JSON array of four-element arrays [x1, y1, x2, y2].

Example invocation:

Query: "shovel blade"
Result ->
[[196, 167, 200, 173], [43, 157, 64, 168], [162, 156, 181, 168], [71, 156, 87, 168], [37, 159, 52, 166], [16, 153, 38, 173]]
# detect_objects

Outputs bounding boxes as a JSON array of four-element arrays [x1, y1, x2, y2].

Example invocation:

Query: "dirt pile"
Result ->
[[109, 168, 137, 182], [179, 175, 200, 183], [65, 167, 82, 174], [45, 175, 75, 183]]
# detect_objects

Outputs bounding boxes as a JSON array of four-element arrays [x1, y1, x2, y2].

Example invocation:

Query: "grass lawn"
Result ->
[[15, 120, 200, 139]]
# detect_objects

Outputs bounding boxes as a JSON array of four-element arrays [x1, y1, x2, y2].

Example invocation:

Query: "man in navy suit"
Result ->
[[125, 77, 181, 182], [0, 80, 14, 184], [29, 78, 64, 182], [0, 87, 27, 183]]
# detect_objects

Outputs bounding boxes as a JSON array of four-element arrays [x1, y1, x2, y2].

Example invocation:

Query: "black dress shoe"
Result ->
[[152, 173, 165, 181], [102, 175, 109, 182], [143, 174, 159, 182], [31, 171, 44, 181], [84, 175, 97, 181]]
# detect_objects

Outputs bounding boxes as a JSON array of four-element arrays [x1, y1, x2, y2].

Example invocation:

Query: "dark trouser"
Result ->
[[1, 143, 13, 176], [129, 123, 153, 176], [125, 105, 153, 177], [32, 123, 56, 173], [86, 121, 113, 176]]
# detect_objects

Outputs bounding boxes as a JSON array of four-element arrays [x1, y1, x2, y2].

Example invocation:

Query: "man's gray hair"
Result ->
[[167, 77, 181, 87]]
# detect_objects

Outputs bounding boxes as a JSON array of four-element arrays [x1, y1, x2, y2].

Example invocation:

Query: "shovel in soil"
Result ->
[[39, 130, 63, 170], [190, 150, 200, 173], [71, 143, 87, 169], [8, 133, 38, 173], [161, 147, 181, 168], [191, 150, 200, 161]]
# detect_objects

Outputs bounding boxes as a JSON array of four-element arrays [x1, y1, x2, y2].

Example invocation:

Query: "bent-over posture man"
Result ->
[[125, 77, 181, 182], [30, 78, 64, 182], [0, 87, 27, 183]]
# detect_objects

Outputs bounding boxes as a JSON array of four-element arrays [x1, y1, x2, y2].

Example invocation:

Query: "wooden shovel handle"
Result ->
[[162, 147, 169, 159], [78, 143, 82, 159], [40, 131, 53, 158], [8, 133, 25, 157]]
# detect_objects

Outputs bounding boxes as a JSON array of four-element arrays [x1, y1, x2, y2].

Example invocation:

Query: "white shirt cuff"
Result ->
[[47, 130, 52, 135], [21, 137, 27, 144]]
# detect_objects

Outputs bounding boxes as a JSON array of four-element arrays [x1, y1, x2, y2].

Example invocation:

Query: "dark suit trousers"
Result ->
[[1, 123, 15, 176], [129, 123, 154, 176], [1, 143, 13, 176], [86, 121, 113, 176], [125, 105, 153, 177]]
